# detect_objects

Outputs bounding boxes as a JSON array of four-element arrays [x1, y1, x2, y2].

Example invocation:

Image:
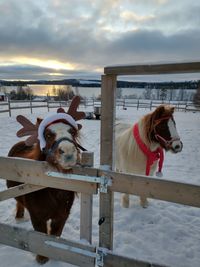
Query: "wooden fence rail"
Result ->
[[0, 223, 96, 267], [0, 98, 199, 118], [0, 157, 200, 267], [0, 156, 200, 266]]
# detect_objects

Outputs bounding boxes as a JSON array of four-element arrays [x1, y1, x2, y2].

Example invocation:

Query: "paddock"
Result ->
[[0, 61, 200, 267]]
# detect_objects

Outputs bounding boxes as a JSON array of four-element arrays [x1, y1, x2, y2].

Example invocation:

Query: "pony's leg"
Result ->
[[121, 193, 130, 208], [36, 217, 68, 264], [35, 217, 68, 264], [31, 217, 49, 264], [140, 195, 148, 208], [49, 217, 67, 236], [15, 201, 25, 219]]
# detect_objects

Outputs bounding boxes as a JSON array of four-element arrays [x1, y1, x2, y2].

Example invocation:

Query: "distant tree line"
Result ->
[[9, 86, 34, 100], [1, 79, 200, 89]]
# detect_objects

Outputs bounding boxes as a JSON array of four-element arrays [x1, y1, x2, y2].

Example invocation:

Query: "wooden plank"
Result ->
[[101, 170, 200, 208], [104, 61, 200, 76], [80, 152, 94, 244], [80, 193, 93, 243], [31, 105, 49, 108], [73, 165, 99, 177], [10, 106, 30, 110], [0, 157, 97, 194], [0, 184, 44, 202], [99, 74, 116, 250], [0, 109, 9, 113], [103, 250, 168, 267], [0, 223, 96, 267]]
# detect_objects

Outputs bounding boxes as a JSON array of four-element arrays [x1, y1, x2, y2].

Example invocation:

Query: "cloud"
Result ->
[[0, 0, 199, 80], [0, 64, 100, 80]]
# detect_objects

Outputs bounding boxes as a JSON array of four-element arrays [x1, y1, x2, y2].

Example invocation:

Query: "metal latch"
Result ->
[[99, 176, 111, 193], [46, 172, 112, 193], [96, 248, 107, 267]]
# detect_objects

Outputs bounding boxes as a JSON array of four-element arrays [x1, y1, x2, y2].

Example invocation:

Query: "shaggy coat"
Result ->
[[115, 105, 182, 208]]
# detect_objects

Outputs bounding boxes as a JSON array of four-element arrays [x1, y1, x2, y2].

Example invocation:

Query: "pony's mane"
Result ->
[[142, 105, 175, 144]]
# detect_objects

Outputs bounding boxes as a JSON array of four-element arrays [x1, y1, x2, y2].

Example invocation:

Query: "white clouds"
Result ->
[[0, 0, 199, 80]]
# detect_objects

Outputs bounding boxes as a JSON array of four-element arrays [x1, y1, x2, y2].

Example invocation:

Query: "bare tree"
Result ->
[[53, 85, 75, 101]]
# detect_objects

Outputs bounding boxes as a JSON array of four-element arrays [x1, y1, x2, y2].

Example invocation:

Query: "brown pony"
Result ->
[[7, 96, 85, 264], [115, 105, 183, 208]]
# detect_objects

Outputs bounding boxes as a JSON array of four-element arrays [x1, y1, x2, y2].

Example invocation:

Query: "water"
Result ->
[[1, 85, 101, 98], [1, 85, 195, 101], [28, 85, 144, 98]]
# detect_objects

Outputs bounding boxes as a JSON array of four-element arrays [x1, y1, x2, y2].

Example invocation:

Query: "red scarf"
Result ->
[[133, 123, 164, 176]]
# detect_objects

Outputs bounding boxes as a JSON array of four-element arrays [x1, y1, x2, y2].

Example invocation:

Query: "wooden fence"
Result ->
[[0, 98, 199, 117], [0, 99, 70, 116], [0, 156, 200, 267], [0, 61, 200, 267]]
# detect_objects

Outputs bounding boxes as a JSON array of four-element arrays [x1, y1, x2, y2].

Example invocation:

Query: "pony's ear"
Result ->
[[78, 124, 82, 130], [152, 105, 175, 122], [36, 117, 43, 125], [169, 106, 175, 114], [152, 105, 166, 120]]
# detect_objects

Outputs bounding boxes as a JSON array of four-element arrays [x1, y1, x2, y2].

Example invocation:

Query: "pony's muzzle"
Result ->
[[171, 140, 183, 153]]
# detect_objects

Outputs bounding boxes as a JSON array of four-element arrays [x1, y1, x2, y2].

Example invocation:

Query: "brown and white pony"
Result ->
[[7, 96, 86, 264], [115, 105, 183, 208]]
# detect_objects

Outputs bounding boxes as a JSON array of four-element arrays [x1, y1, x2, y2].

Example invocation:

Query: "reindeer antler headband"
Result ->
[[16, 96, 85, 150]]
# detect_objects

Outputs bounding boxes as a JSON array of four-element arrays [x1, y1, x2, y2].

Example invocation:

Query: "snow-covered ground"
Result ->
[[0, 106, 200, 267]]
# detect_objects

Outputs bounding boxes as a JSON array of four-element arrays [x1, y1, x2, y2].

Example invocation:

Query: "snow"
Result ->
[[0, 106, 200, 267]]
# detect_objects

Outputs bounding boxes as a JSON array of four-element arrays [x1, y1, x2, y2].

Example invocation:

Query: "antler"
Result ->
[[16, 115, 39, 146], [57, 96, 85, 121]]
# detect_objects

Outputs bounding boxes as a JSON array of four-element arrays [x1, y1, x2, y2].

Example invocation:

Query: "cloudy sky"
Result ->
[[0, 0, 200, 81]]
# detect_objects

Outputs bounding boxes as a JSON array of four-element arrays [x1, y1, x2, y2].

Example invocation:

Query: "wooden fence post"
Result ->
[[47, 97, 50, 112], [137, 99, 139, 110], [99, 74, 116, 250], [8, 97, 11, 117], [123, 98, 126, 110], [80, 152, 94, 244], [30, 97, 33, 114], [150, 100, 152, 110]]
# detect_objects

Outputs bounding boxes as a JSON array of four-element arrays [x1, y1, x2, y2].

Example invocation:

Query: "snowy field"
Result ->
[[0, 106, 200, 267]]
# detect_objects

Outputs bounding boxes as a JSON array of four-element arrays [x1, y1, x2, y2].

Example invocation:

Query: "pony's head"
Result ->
[[16, 96, 86, 170], [145, 105, 183, 153]]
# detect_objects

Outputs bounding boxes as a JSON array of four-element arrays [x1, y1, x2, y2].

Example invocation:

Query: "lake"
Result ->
[[1, 84, 195, 101], [2, 84, 145, 98]]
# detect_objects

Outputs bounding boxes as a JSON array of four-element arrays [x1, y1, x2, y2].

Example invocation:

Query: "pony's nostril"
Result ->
[[175, 145, 180, 150], [64, 154, 74, 162]]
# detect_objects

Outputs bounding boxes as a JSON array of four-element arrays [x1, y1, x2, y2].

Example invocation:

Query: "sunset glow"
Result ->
[[10, 57, 75, 71], [0, 0, 199, 80]]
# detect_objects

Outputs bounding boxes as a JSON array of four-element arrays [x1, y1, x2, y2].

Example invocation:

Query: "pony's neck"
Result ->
[[138, 119, 160, 151]]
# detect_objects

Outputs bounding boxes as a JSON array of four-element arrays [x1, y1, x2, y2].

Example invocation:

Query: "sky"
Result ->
[[0, 0, 200, 81]]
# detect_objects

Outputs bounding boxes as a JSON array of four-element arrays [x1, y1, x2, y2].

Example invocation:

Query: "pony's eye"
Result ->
[[59, 148, 65, 154], [45, 131, 55, 140]]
